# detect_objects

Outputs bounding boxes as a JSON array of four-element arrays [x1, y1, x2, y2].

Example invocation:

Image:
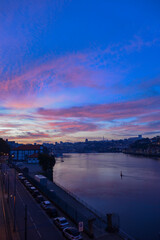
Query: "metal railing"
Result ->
[[119, 229, 137, 240], [53, 180, 106, 222]]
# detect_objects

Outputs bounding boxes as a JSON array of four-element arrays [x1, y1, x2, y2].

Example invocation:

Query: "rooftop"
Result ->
[[14, 145, 42, 151]]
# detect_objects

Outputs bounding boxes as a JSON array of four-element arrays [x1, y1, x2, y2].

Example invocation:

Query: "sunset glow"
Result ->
[[0, 0, 160, 143]]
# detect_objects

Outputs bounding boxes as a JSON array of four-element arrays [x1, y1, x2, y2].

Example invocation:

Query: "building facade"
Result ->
[[11, 145, 43, 162]]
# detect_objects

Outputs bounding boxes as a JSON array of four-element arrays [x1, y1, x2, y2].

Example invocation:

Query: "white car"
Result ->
[[29, 186, 36, 193], [63, 227, 82, 240], [18, 173, 23, 179], [54, 217, 69, 229], [40, 200, 52, 210]]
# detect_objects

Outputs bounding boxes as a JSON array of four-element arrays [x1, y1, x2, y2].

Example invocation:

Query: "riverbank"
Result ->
[[123, 150, 160, 159]]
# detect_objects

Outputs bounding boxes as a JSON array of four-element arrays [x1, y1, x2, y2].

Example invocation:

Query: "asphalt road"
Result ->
[[0, 173, 8, 240], [5, 165, 65, 240]]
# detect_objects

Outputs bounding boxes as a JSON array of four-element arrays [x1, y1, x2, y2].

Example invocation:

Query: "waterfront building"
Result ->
[[27, 153, 39, 163], [11, 145, 43, 162]]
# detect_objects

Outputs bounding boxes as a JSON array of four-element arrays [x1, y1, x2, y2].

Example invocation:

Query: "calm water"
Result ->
[[53, 153, 160, 240]]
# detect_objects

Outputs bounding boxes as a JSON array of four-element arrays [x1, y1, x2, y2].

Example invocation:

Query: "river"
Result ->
[[53, 153, 160, 240]]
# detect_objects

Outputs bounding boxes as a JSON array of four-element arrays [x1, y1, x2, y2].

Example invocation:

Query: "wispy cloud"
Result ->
[[36, 96, 160, 121], [48, 121, 99, 134], [0, 33, 160, 142], [104, 35, 160, 55], [1, 35, 159, 108]]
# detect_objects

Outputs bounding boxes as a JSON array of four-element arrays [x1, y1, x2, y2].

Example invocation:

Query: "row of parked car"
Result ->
[[17, 173, 83, 240]]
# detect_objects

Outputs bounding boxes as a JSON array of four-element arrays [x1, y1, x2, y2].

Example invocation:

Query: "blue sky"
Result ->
[[0, 0, 160, 143]]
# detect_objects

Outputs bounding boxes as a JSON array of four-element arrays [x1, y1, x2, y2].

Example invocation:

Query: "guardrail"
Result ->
[[119, 229, 137, 240], [54, 181, 136, 240], [54, 180, 106, 222]]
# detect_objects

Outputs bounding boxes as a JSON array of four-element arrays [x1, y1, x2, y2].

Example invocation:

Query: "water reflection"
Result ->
[[54, 153, 160, 240]]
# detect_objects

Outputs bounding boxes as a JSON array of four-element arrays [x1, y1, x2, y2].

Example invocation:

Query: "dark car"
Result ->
[[24, 180, 30, 186], [32, 189, 40, 198], [54, 217, 69, 229], [36, 195, 45, 203], [26, 183, 32, 190], [46, 207, 58, 218], [40, 200, 52, 210], [63, 227, 82, 240], [20, 176, 26, 182], [29, 186, 36, 193]]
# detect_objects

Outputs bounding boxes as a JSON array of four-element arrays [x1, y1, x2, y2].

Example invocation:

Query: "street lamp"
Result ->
[[13, 168, 16, 232]]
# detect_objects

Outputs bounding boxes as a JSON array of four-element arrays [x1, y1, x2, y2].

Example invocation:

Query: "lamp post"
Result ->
[[13, 168, 16, 232], [24, 205, 28, 240], [7, 173, 9, 203]]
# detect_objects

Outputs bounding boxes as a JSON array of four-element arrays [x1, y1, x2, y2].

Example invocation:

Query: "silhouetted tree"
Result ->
[[38, 153, 56, 180], [0, 138, 10, 155]]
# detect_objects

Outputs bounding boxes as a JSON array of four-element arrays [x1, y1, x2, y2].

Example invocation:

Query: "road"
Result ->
[[4, 165, 65, 240], [0, 171, 8, 240]]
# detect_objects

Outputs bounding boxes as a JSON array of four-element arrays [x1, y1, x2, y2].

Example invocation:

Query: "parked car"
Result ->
[[18, 173, 23, 180], [63, 227, 82, 240], [36, 195, 45, 203], [32, 189, 40, 198], [40, 200, 52, 210], [54, 217, 69, 229], [20, 176, 26, 182], [46, 207, 58, 218], [26, 183, 32, 190], [29, 186, 36, 193], [24, 180, 30, 186]]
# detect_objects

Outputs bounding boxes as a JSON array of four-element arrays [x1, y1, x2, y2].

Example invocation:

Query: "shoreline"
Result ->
[[123, 151, 160, 159]]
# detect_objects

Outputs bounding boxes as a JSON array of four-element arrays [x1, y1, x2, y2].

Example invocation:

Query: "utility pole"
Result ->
[[5, 172, 7, 193], [13, 168, 16, 232], [24, 205, 28, 240], [7, 173, 9, 203]]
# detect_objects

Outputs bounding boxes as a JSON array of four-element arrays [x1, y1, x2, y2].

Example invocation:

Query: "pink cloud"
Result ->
[[0, 95, 159, 142], [0, 123, 22, 128], [3, 95, 63, 109], [36, 97, 160, 121], [0, 51, 109, 102], [0, 129, 10, 135], [48, 121, 99, 134], [106, 121, 160, 137], [7, 131, 51, 140], [104, 36, 160, 55], [138, 112, 160, 123], [1, 35, 158, 110]]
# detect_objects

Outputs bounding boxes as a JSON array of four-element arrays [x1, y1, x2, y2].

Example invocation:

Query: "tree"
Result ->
[[0, 138, 10, 155], [38, 153, 56, 180]]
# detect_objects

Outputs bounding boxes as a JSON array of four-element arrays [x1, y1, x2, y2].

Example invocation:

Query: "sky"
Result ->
[[0, 0, 160, 143]]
